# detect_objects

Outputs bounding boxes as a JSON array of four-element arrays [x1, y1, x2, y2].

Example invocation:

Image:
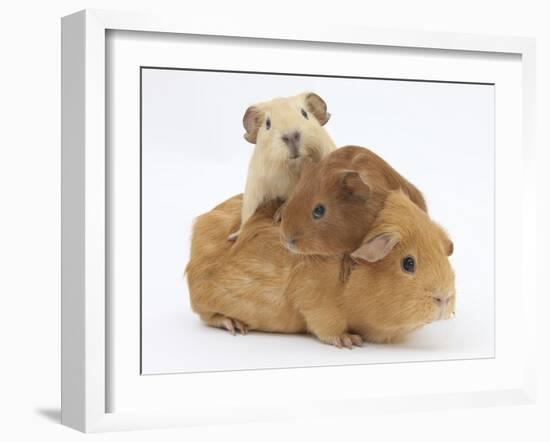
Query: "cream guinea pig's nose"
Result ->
[[281, 131, 301, 159]]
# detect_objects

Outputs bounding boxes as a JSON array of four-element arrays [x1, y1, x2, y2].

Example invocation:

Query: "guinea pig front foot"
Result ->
[[202, 313, 249, 335], [272, 203, 285, 224], [319, 333, 363, 349], [227, 230, 240, 241]]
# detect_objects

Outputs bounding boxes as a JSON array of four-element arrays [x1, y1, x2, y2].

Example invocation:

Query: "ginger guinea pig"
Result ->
[[186, 191, 455, 348], [227, 92, 337, 241], [187, 195, 304, 335], [335, 191, 455, 345], [280, 145, 427, 256]]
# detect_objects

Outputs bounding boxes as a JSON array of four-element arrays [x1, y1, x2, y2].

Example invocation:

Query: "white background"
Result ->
[[0, 1, 548, 441], [108, 28, 522, 417], [141, 68, 495, 374]]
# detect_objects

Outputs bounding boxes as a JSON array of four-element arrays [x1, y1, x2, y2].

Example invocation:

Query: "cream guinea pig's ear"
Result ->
[[242, 106, 264, 144], [351, 232, 401, 263], [304, 92, 331, 126]]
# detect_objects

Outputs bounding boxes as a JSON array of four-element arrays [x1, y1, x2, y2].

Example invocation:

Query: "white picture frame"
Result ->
[[61, 9, 537, 433]]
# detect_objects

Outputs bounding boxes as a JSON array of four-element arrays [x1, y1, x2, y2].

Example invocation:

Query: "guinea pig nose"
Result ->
[[280, 232, 298, 250], [282, 131, 301, 146], [284, 238, 298, 251], [433, 293, 450, 307], [433, 296, 444, 307]]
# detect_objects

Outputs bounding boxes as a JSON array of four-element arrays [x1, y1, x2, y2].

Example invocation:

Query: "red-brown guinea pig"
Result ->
[[279, 145, 427, 256]]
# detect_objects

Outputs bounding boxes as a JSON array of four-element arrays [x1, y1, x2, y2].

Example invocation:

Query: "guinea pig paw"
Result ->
[[233, 319, 249, 335], [348, 334, 364, 347], [227, 231, 240, 241], [322, 333, 363, 349], [221, 317, 249, 335], [272, 206, 283, 224]]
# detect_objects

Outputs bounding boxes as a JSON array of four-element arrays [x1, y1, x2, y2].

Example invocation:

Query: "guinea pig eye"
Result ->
[[312, 204, 325, 220], [301, 108, 308, 119], [401, 256, 416, 274], [266, 118, 271, 130]]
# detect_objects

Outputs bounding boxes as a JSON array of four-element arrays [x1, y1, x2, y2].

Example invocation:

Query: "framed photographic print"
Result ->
[[61, 9, 538, 432]]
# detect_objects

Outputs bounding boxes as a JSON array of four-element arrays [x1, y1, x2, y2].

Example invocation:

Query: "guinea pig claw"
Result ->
[[349, 334, 364, 347], [222, 318, 236, 335], [323, 333, 363, 349], [234, 320, 249, 335], [342, 336, 353, 349], [273, 206, 284, 224], [221, 317, 248, 336]]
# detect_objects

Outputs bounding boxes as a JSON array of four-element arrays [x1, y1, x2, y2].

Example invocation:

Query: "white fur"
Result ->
[[230, 92, 337, 240]]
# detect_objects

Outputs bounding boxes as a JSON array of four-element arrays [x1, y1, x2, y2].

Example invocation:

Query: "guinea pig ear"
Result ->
[[445, 239, 454, 256], [437, 227, 454, 256], [351, 232, 401, 263], [340, 171, 371, 201], [304, 92, 331, 126], [243, 106, 264, 144]]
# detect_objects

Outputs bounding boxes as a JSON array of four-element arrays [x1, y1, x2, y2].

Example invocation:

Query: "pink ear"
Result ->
[[304, 92, 330, 126], [341, 171, 371, 200], [351, 232, 401, 262], [242, 106, 263, 144]]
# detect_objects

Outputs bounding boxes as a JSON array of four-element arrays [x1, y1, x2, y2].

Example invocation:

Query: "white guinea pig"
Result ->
[[228, 92, 337, 241]]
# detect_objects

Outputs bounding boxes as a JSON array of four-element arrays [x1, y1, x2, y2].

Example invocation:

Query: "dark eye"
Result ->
[[401, 256, 416, 274], [266, 118, 271, 130], [301, 108, 308, 119], [312, 204, 325, 220]]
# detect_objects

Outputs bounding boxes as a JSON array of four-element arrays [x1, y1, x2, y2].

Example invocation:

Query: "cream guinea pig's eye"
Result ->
[[312, 204, 325, 220], [266, 118, 271, 130], [401, 256, 416, 274], [301, 108, 308, 119]]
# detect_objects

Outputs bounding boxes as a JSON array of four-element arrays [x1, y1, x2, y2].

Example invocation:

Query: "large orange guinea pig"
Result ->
[[186, 190, 455, 348], [280, 145, 427, 256]]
